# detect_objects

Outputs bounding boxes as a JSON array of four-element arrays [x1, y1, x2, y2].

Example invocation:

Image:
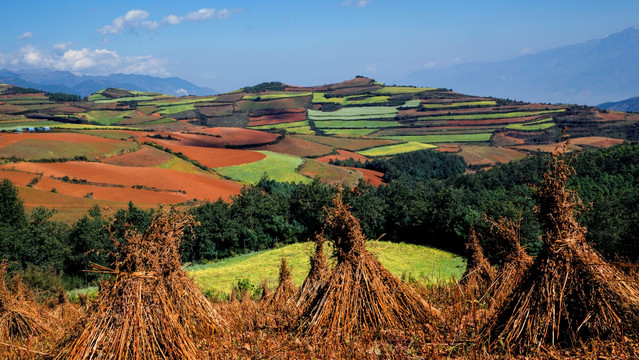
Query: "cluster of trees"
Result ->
[[1, 144, 638, 293], [243, 82, 286, 93]]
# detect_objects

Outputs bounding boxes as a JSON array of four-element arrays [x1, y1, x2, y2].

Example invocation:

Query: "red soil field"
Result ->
[[234, 97, 311, 112], [348, 167, 384, 187], [147, 144, 265, 168], [0, 132, 121, 148], [248, 108, 307, 126], [419, 97, 494, 104], [213, 93, 245, 102], [493, 133, 526, 146], [1, 161, 243, 202], [249, 136, 333, 157], [315, 149, 368, 163], [102, 145, 173, 167], [596, 111, 628, 121], [285, 85, 330, 92], [296, 135, 399, 152], [0, 169, 39, 186], [0, 104, 27, 113], [35, 177, 189, 204], [1, 93, 48, 99], [52, 106, 86, 114], [195, 127, 280, 147], [151, 133, 226, 148], [330, 77, 374, 89], [436, 145, 461, 153]]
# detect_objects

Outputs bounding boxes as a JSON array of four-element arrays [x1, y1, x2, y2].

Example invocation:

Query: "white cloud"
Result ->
[[98, 9, 156, 34], [341, 0, 371, 8], [7, 45, 169, 77], [163, 8, 233, 26], [520, 47, 535, 55], [53, 42, 73, 51], [423, 61, 436, 68], [17, 32, 34, 40], [175, 88, 189, 96]]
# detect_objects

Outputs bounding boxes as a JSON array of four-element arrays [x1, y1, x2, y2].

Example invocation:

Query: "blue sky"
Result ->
[[1, 0, 638, 92]]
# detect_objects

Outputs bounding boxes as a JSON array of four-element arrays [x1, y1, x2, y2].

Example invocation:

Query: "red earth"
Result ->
[[315, 149, 368, 163], [0, 132, 122, 149], [348, 167, 384, 187], [102, 145, 174, 167], [249, 136, 333, 157]]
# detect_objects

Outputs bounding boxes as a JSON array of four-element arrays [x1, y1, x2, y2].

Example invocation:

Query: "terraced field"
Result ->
[[214, 151, 311, 185], [359, 142, 437, 156]]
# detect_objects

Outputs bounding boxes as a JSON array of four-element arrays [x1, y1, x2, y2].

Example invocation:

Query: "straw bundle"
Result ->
[[459, 227, 495, 288], [484, 150, 639, 352], [297, 233, 329, 312], [298, 194, 441, 337], [264, 258, 298, 311], [49, 209, 224, 360]]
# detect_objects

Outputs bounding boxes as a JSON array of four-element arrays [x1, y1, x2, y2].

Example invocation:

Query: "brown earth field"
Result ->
[[298, 160, 362, 187], [446, 116, 539, 126], [458, 145, 527, 166], [34, 177, 190, 204], [196, 104, 234, 117], [296, 135, 399, 151], [0, 161, 243, 202], [315, 149, 368, 163], [0, 169, 39, 186], [248, 108, 307, 126], [150, 133, 226, 148], [349, 167, 384, 186], [0, 103, 26, 114], [144, 143, 266, 168], [234, 96, 311, 112], [329, 85, 383, 96], [194, 127, 281, 147], [248, 136, 333, 157], [492, 132, 526, 146], [569, 136, 625, 147], [436, 145, 461, 153], [101, 145, 174, 167], [0, 132, 122, 148]]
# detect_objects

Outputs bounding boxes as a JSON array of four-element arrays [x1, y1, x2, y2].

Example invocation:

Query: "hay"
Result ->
[[483, 149, 639, 352], [297, 233, 330, 312], [297, 193, 441, 337], [459, 227, 496, 288], [48, 209, 224, 360], [263, 258, 297, 312]]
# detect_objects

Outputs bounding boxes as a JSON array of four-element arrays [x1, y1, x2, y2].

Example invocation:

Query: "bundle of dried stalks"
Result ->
[[50, 290, 81, 331], [298, 194, 441, 337], [297, 233, 329, 312], [259, 279, 271, 301], [459, 227, 495, 288], [483, 149, 639, 352], [48, 209, 224, 360], [0, 263, 52, 344], [264, 258, 297, 312]]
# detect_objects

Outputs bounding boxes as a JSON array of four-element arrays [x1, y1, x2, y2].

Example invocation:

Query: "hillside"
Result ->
[[598, 96, 639, 112], [401, 26, 639, 105], [1, 78, 638, 220]]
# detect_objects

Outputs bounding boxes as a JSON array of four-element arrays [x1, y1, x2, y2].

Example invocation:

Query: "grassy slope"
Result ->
[[187, 241, 465, 296]]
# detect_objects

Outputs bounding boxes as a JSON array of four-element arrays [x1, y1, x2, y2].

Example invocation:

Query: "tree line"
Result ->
[[0, 143, 638, 293]]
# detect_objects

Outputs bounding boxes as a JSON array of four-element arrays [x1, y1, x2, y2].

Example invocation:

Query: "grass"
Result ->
[[358, 142, 436, 156], [506, 117, 555, 130], [375, 86, 436, 94], [93, 96, 155, 104], [420, 100, 497, 109], [155, 156, 215, 176], [0, 139, 140, 160], [418, 109, 565, 121], [284, 125, 315, 134], [158, 104, 196, 115], [384, 133, 494, 143], [80, 110, 136, 126], [298, 159, 362, 187], [313, 120, 401, 128], [214, 151, 310, 185], [69, 130, 134, 140], [321, 128, 379, 136], [308, 106, 398, 120], [187, 241, 465, 296], [250, 120, 309, 130], [141, 97, 217, 106], [399, 99, 421, 108], [296, 135, 400, 151], [243, 92, 311, 100]]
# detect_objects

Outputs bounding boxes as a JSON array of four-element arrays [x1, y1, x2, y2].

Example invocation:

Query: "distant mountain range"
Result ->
[[401, 26, 639, 106], [598, 96, 639, 112], [0, 69, 217, 97]]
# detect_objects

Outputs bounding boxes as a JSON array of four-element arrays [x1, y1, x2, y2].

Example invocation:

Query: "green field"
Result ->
[[250, 120, 309, 130], [321, 128, 379, 136], [385, 133, 493, 143], [506, 117, 555, 131], [140, 97, 217, 106], [93, 96, 155, 104], [187, 241, 465, 297], [420, 100, 497, 109], [214, 151, 310, 184], [375, 86, 436, 94], [69, 130, 134, 140], [358, 141, 437, 156], [313, 120, 401, 129], [308, 106, 398, 120], [158, 103, 196, 115], [80, 110, 136, 125], [243, 92, 311, 100], [399, 99, 421, 108], [418, 109, 565, 121]]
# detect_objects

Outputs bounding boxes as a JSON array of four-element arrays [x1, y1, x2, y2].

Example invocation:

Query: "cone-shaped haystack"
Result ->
[[259, 279, 271, 301], [0, 263, 52, 343], [460, 227, 495, 287], [483, 149, 639, 352], [264, 258, 298, 311], [298, 193, 441, 337], [297, 233, 330, 311], [49, 209, 224, 360]]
